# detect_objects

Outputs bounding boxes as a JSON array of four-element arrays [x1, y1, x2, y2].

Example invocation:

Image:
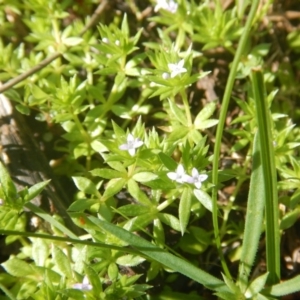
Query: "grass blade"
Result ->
[[87, 215, 229, 293], [251, 67, 280, 284], [238, 133, 265, 291]]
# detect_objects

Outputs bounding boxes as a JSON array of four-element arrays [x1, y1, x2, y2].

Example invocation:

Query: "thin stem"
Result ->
[[0, 0, 109, 93], [211, 0, 260, 280], [0, 230, 138, 254]]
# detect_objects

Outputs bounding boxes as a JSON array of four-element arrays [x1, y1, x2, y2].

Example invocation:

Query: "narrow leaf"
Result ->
[[193, 189, 212, 212], [179, 187, 192, 235], [238, 132, 265, 291], [87, 215, 229, 293]]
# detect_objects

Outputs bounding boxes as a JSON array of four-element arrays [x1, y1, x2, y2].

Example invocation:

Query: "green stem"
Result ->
[[211, 0, 260, 280], [0, 283, 17, 300]]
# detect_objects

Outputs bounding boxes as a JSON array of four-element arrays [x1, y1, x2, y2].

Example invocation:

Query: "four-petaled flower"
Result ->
[[168, 59, 187, 78], [119, 133, 143, 156], [154, 0, 178, 13], [167, 164, 190, 184], [188, 168, 208, 189], [167, 165, 208, 189], [72, 276, 92, 291]]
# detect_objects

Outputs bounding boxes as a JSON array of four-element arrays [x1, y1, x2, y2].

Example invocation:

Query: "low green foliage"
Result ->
[[1, 0, 300, 299]]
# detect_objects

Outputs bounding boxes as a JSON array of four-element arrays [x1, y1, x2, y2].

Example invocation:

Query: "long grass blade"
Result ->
[[238, 133, 265, 291], [250, 67, 280, 285], [87, 215, 230, 293]]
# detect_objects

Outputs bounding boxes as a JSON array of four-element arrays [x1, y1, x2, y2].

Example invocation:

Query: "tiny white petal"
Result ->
[[119, 144, 129, 150], [182, 174, 194, 184], [102, 37, 109, 43], [127, 133, 135, 142], [128, 148, 136, 156], [191, 168, 199, 177], [177, 164, 185, 175], [167, 172, 177, 180], [72, 276, 92, 291], [194, 181, 202, 189], [168, 60, 187, 78], [134, 140, 144, 148], [199, 174, 208, 181]]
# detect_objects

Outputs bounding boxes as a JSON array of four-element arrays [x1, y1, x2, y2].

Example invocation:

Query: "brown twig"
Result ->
[[0, 0, 108, 94]]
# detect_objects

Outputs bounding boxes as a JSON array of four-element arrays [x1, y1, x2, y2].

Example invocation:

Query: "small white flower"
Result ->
[[102, 37, 109, 43], [167, 164, 190, 184], [119, 133, 143, 156], [168, 59, 187, 78], [72, 276, 92, 291], [155, 0, 178, 13], [189, 168, 208, 189], [162, 72, 170, 79], [115, 40, 120, 46]]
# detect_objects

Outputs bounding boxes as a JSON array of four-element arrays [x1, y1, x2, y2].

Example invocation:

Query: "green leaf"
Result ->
[[85, 265, 102, 295], [108, 262, 118, 281], [280, 207, 300, 230], [72, 177, 98, 195], [264, 274, 300, 297], [194, 101, 217, 125], [25, 202, 78, 239], [158, 213, 181, 232], [193, 189, 212, 212], [245, 272, 269, 298], [0, 209, 19, 230], [0, 162, 18, 204], [87, 215, 229, 293], [132, 172, 158, 182], [24, 180, 50, 203], [31, 238, 49, 267], [116, 204, 150, 217], [179, 187, 192, 235], [2, 258, 40, 279], [90, 168, 125, 179], [67, 199, 97, 212], [194, 119, 219, 130], [251, 68, 280, 284], [127, 179, 152, 206], [158, 153, 177, 170], [116, 254, 146, 267], [16, 104, 30, 115], [52, 245, 73, 278], [238, 133, 265, 291], [63, 37, 83, 46], [168, 99, 188, 126], [102, 178, 127, 201]]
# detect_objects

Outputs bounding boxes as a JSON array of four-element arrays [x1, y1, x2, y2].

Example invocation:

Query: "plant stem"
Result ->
[[211, 0, 260, 280]]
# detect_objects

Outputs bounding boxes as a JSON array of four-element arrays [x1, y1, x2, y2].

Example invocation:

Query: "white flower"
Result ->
[[189, 168, 208, 189], [155, 0, 178, 13], [72, 276, 92, 291], [119, 133, 143, 156], [102, 37, 109, 43], [167, 164, 190, 184], [168, 59, 187, 78]]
